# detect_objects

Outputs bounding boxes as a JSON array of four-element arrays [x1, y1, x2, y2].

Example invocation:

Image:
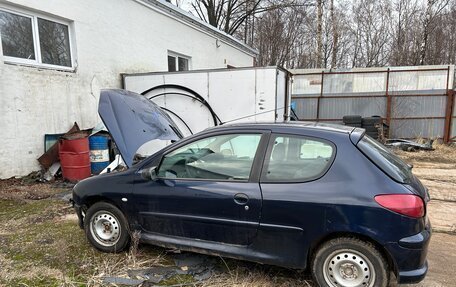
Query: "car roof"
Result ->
[[206, 121, 356, 134]]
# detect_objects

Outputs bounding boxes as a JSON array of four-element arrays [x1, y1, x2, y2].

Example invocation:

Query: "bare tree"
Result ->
[[255, 6, 306, 67], [316, 0, 324, 68], [351, 0, 393, 67], [189, 0, 258, 36], [444, 1, 456, 64], [330, 0, 339, 68], [389, 0, 422, 65], [419, 0, 450, 64], [173, 0, 456, 69], [190, 0, 302, 36]]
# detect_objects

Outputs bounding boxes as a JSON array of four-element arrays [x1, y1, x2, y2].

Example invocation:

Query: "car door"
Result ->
[[133, 130, 270, 246], [258, 133, 336, 257]]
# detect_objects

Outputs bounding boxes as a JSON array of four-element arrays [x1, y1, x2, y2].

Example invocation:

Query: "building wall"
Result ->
[[0, 0, 255, 178]]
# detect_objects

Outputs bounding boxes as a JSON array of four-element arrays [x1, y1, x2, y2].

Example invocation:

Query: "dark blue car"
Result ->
[[72, 90, 430, 287]]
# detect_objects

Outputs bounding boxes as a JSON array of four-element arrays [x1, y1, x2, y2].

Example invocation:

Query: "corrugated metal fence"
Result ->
[[291, 65, 455, 142]]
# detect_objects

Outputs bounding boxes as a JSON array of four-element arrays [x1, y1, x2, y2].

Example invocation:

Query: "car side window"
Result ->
[[157, 134, 262, 181], [262, 135, 335, 182]]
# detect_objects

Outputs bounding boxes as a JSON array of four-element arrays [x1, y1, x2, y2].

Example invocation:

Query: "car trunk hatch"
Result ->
[[356, 135, 428, 201]]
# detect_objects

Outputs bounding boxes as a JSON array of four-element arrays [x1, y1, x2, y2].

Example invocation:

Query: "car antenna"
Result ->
[[220, 106, 290, 125]]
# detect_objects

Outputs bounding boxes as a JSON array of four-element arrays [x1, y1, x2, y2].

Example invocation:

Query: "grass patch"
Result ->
[[4, 276, 61, 287], [0, 198, 171, 286], [0, 199, 46, 221], [0, 185, 315, 287]]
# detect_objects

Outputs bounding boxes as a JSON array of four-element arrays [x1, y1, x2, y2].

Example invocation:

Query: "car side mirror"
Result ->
[[141, 166, 158, 181]]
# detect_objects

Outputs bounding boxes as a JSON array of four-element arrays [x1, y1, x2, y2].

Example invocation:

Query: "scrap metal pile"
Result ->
[[36, 122, 121, 182]]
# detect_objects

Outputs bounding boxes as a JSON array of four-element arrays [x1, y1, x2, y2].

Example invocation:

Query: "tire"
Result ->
[[366, 133, 379, 139], [366, 129, 378, 135], [312, 237, 389, 287], [343, 115, 362, 125], [84, 202, 130, 253], [362, 117, 381, 126], [364, 127, 378, 133]]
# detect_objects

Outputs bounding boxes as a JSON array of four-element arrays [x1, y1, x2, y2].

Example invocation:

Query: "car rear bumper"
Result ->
[[386, 220, 431, 284], [397, 261, 428, 284]]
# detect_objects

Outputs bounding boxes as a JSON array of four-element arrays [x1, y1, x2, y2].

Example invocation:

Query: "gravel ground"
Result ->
[[408, 233, 456, 287], [394, 146, 456, 286]]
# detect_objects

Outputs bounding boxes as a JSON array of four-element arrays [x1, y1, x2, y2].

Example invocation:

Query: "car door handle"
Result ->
[[233, 193, 249, 205]]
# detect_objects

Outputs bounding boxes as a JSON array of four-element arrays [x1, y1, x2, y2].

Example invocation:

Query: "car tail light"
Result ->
[[374, 194, 425, 218]]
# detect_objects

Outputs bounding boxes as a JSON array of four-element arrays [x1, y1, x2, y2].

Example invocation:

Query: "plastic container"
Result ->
[[89, 134, 110, 174]]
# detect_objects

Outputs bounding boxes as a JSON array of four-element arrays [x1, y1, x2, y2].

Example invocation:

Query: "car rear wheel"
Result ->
[[312, 237, 389, 287], [84, 202, 130, 253]]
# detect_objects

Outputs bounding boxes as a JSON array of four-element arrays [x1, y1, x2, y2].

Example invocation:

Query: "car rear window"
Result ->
[[357, 135, 412, 183]]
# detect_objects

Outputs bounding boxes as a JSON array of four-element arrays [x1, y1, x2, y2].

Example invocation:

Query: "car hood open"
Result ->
[[98, 89, 183, 167]]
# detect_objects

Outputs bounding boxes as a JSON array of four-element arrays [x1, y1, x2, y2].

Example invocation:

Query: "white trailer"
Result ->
[[122, 67, 291, 138]]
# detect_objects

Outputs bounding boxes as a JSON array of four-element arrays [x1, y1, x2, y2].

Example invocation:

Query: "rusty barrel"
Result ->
[[59, 134, 91, 181]]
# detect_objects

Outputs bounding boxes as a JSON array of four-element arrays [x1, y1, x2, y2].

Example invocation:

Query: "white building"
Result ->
[[0, 0, 257, 178]]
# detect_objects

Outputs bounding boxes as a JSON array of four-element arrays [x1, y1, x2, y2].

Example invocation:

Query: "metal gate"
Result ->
[[291, 65, 455, 142]]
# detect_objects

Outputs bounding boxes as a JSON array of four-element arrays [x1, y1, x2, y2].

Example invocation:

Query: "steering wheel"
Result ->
[[185, 156, 200, 178]]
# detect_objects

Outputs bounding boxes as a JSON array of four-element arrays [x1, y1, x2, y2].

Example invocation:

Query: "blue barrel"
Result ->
[[89, 135, 110, 174]]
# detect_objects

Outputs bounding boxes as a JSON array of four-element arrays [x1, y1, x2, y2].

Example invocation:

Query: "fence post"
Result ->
[[316, 71, 324, 121], [385, 68, 391, 138], [443, 66, 453, 143], [444, 91, 454, 143]]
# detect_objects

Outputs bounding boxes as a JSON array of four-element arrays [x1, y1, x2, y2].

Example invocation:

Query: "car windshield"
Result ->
[[357, 135, 412, 183]]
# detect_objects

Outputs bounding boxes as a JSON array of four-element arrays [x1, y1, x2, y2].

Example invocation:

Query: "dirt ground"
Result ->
[[393, 145, 456, 287], [396, 144, 456, 235], [0, 144, 455, 287]]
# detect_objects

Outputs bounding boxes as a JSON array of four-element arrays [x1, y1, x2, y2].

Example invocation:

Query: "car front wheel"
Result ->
[[312, 237, 389, 287], [84, 202, 130, 253]]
